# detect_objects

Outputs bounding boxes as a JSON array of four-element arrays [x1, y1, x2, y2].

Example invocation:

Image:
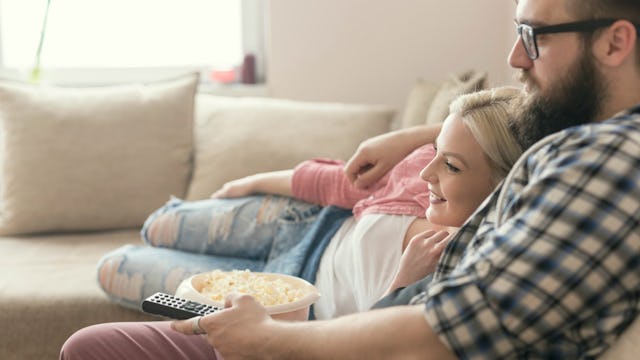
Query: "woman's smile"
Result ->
[[429, 189, 446, 205]]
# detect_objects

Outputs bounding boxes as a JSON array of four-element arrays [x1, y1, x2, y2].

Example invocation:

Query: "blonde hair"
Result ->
[[449, 87, 523, 185]]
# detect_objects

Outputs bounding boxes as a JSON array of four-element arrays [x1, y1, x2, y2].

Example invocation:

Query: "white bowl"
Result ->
[[175, 271, 321, 321]]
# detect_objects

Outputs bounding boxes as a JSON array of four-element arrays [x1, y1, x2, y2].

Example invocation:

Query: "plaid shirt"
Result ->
[[416, 105, 640, 359]]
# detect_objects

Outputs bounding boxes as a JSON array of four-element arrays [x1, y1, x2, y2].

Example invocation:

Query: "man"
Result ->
[[174, 0, 640, 358]]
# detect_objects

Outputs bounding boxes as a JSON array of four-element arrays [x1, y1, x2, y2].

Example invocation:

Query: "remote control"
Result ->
[[142, 292, 222, 320]]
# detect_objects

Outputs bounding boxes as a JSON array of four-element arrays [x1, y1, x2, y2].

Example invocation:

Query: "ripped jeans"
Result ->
[[97, 195, 323, 309]]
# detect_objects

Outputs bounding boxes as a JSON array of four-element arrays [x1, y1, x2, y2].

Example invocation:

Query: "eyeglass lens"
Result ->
[[520, 25, 538, 59]]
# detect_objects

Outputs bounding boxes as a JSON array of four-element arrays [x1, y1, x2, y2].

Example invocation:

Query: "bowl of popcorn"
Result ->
[[175, 269, 321, 321]]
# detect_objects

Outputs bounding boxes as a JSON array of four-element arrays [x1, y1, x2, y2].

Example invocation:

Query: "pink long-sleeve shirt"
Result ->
[[291, 144, 435, 219]]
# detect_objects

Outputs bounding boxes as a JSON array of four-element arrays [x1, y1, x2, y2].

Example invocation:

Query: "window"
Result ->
[[0, 0, 265, 86]]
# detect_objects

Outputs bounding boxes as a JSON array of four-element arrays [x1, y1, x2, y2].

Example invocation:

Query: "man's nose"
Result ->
[[508, 37, 534, 70]]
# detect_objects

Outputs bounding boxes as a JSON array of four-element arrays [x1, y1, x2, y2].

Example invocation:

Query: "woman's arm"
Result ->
[[211, 170, 294, 198], [210, 159, 377, 207], [344, 124, 441, 189], [291, 159, 377, 208]]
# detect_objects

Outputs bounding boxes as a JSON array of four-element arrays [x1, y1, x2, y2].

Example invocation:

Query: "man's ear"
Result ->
[[593, 20, 638, 67]]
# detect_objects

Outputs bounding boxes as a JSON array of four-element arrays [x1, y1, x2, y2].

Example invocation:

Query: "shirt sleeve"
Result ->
[[423, 126, 640, 358], [291, 158, 378, 208]]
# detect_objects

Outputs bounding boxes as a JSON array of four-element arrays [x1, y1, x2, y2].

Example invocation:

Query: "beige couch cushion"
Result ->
[[399, 78, 441, 128], [424, 70, 487, 125], [186, 95, 394, 200], [400, 71, 487, 128], [0, 231, 157, 360], [0, 74, 198, 235]]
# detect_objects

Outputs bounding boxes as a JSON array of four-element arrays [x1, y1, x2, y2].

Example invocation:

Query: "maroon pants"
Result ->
[[60, 321, 219, 360]]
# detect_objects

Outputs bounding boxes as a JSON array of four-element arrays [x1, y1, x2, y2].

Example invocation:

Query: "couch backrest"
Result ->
[[186, 94, 394, 200]]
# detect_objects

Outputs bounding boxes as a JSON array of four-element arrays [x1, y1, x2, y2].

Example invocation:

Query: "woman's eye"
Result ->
[[445, 161, 460, 173]]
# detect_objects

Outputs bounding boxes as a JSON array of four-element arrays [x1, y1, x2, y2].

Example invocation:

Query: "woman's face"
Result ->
[[420, 114, 496, 227]]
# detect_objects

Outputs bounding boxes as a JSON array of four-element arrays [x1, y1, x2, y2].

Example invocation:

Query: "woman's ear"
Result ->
[[593, 20, 638, 67]]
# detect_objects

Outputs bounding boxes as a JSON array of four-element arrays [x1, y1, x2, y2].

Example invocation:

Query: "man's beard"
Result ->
[[511, 52, 608, 150]]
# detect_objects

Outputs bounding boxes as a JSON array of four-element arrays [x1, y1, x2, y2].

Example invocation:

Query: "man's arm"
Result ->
[[344, 124, 441, 189], [173, 294, 457, 360], [283, 304, 456, 360]]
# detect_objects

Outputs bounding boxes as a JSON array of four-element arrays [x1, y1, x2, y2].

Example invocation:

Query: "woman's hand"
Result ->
[[344, 125, 441, 189], [211, 176, 258, 198], [385, 229, 454, 294], [211, 170, 294, 199]]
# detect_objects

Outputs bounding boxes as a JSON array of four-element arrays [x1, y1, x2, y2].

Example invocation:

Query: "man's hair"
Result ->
[[567, 0, 640, 22], [567, 0, 640, 66]]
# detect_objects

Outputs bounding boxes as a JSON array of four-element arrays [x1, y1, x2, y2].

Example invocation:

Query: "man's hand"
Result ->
[[172, 293, 276, 359]]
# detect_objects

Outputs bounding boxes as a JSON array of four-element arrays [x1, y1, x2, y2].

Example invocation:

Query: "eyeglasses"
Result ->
[[515, 19, 618, 60]]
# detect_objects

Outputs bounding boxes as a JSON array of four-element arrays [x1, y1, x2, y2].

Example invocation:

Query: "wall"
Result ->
[[266, 0, 519, 112]]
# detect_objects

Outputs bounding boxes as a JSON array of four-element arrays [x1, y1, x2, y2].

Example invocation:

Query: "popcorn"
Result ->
[[198, 270, 307, 307]]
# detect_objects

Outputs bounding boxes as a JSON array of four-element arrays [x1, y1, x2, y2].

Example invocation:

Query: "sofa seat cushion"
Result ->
[[0, 230, 157, 360]]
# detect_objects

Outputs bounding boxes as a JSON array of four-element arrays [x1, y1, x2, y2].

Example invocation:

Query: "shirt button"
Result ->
[[475, 260, 491, 277]]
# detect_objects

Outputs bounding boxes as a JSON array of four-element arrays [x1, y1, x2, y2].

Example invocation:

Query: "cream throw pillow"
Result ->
[[399, 78, 441, 129], [0, 74, 198, 235], [424, 70, 487, 125], [399, 71, 487, 129], [186, 95, 394, 200]]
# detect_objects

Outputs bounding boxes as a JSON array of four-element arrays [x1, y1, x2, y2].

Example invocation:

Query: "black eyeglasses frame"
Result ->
[[515, 18, 624, 60]]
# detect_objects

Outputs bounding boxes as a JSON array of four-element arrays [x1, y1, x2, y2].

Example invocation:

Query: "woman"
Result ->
[[60, 87, 524, 359], [96, 86, 522, 320]]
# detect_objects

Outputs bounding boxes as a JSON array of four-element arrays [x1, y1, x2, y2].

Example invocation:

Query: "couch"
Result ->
[[1, 71, 636, 359]]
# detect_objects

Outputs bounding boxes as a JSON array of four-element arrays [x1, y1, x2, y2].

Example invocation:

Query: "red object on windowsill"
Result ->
[[210, 69, 236, 84], [241, 54, 256, 84]]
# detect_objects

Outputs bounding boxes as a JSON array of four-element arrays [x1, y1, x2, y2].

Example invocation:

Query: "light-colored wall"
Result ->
[[265, 0, 519, 111]]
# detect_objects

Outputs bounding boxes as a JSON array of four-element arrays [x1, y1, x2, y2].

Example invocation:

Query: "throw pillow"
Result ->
[[399, 78, 441, 129], [186, 95, 394, 200], [0, 73, 198, 235], [424, 70, 487, 125]]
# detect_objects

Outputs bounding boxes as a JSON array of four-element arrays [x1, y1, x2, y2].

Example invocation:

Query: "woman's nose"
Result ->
[[420, 160, 437, 183]]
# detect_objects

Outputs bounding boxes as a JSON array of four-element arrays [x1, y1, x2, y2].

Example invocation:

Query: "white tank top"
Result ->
[[313, 214, 416, 320]]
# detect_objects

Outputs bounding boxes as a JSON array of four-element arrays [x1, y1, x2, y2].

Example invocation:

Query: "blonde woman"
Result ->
[[384, 86, 523, 294], [96, 87, 523, 319], [63, 87, 524, 359]]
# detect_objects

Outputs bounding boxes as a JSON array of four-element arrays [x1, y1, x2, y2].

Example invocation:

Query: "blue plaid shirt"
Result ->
[[417, 105, 640, 359]]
